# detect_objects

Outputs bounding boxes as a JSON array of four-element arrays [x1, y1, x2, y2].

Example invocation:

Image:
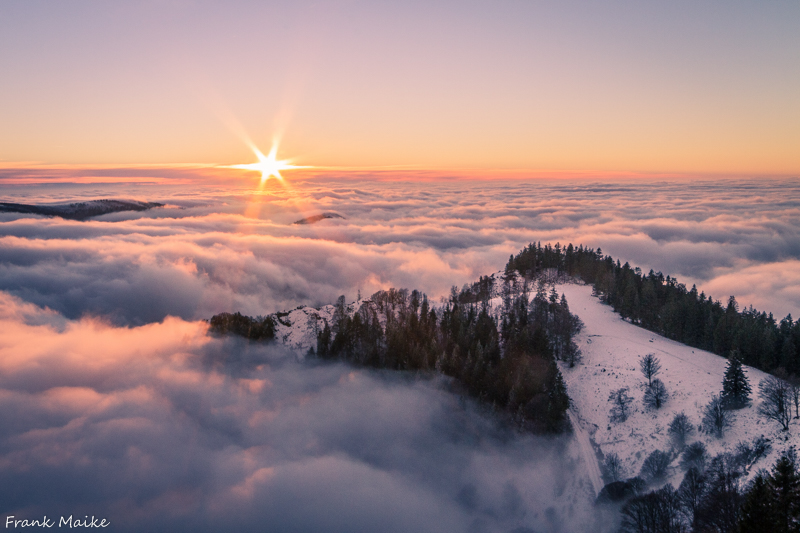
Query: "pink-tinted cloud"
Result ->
[[1, 174, 796, 531], [0, 175, 798, 319], [0, 294, 608, 532]]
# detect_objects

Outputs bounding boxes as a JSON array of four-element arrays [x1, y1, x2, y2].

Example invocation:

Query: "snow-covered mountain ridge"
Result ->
[[0, 199, 163, 220], [266, 281, 798, 494]]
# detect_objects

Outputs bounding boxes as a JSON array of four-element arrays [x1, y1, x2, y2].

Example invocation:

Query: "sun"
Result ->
[[231, 145, 299, 182]]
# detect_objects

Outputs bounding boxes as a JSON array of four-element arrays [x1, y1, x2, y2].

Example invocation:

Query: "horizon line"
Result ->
[[0, 161, 798, 182]]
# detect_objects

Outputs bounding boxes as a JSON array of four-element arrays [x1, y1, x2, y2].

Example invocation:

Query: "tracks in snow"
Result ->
[[568, 408, 604, 496]]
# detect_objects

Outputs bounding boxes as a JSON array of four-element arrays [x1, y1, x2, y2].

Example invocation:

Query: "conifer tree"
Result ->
[[644, 378, 668, 409], [316, 321, 332, 357], [640, 353, 662, 387], [738, 473, 774, 533], [546, 365, 570, 431], [768, 448, 800, 533], [721, 351, 752, 409]]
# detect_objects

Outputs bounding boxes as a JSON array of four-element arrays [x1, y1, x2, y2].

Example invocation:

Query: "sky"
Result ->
[[1, 0, 799, 174]]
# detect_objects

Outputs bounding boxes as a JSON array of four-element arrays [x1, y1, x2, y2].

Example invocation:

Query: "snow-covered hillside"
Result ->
[[558, 282, 797, 490], [267, 281, 798, 495], [271, 298, 383, 352], [271, 304, 337, 351]]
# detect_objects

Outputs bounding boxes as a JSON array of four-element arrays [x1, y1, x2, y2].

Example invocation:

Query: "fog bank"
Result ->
[[0, 293, 612, 532]]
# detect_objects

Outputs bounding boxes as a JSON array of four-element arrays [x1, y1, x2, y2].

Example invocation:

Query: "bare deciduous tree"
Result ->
[[604, 452, 625, 483], [668, 412, 695, 449], [678, 467, 706, 527], [693, 454, 743, 533], [640, 449, 672, 482], [620, 485, 685, 533], [732, 436, 771, 471], [680, 442, 707, 472], [702, 395, 732, 438], [758, 375, 792, 431], [788, 375, 800, 419]]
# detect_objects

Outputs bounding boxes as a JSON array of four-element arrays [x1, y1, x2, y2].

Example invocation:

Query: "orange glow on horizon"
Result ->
[[0, 162, 795, 188], [229, 144, 307, 183]]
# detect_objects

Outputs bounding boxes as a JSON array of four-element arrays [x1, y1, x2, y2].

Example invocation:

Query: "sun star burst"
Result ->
[[232, 145, 298, 182]]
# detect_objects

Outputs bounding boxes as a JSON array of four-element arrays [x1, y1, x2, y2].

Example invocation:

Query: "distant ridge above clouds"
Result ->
[[0, 199, 163, 220], [292, 212, 344, 225]]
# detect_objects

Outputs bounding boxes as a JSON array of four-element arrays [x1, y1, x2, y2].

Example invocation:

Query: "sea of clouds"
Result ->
[[1, 175, 798, 324], [0, 173, 797, 531]]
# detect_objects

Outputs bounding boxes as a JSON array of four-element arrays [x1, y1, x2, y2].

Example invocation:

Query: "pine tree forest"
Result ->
[[210, 270, 581, 434], [507, 242, 800, 380], [313, 282, 577, 434]]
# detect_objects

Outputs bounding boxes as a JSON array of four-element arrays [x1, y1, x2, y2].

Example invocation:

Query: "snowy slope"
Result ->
[[271, 299, 383, 353], [268, 281, 797, 495], [272, 304, 336, 352], [558, 282, 798, 489]]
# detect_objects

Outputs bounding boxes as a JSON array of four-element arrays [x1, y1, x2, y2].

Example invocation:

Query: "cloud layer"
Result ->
[[0, 293, 610, 532], [1, 175, 798, 322], [0, 173, 797, 530]]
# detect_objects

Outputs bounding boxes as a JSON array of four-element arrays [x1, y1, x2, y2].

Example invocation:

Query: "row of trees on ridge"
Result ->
[[506, 242, 800, 378]]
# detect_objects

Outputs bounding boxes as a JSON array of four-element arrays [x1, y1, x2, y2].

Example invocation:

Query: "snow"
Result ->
[[568, 408, 605, 494], [268, 280, 799, 495], [557, 282, 798, 490], [272, 304, 336, 352], [0, 199, 162, 220], [271, 299, 379, 354]]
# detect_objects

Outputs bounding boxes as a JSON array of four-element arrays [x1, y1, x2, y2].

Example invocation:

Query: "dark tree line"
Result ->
[[739, 448, 800, 533], [616, 446, 799, 533], [314, 283, 576, 433], [507, 242, 800, 380], [208, 312, 276, 340]]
